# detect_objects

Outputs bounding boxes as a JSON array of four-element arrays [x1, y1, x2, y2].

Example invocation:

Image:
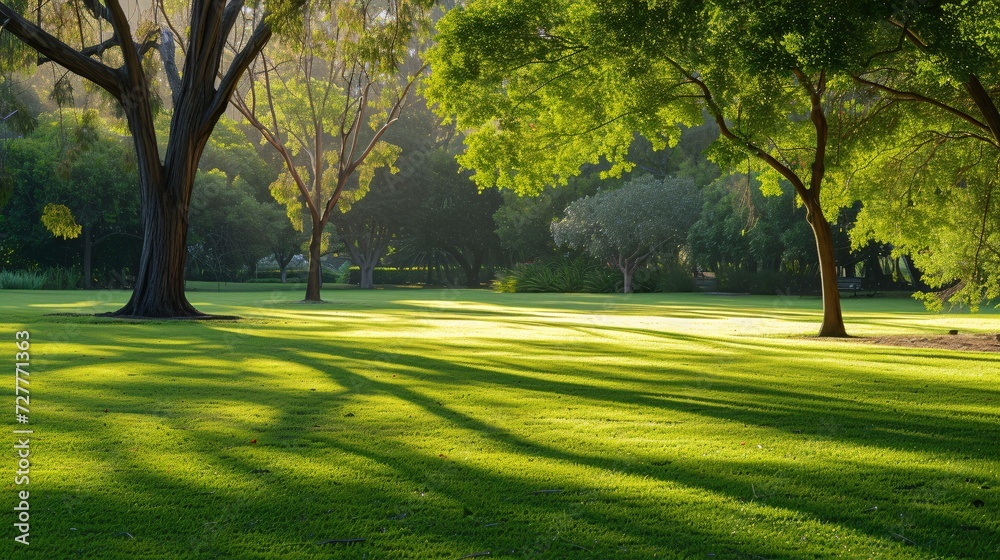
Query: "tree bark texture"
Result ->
[[360, 264, 375, 289], [305, 219, 324, 301], [804, 198, 847, 337], [0, 0, 272, 316]]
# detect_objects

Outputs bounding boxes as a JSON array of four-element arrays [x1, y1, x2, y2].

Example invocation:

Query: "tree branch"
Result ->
[[794, 67, 827, 196], [160, 28, 182, 104], [106, 0, 145, 97], [80, 0, 113, 24], [207, 17, 272, 132], [852, 73, 990, 132], [0, 2, 122, 97], [662, 55, 809, 199], [216, 0, 246, 56]]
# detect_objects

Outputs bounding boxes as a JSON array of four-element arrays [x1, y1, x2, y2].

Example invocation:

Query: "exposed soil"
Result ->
[[859, 333, 1000, 353]]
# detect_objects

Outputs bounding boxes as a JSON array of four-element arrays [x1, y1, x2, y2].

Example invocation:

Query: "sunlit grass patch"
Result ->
[[2, 289, 998, 558]]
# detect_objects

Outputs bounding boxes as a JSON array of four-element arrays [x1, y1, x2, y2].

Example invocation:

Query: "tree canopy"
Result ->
[[424, 0, 906, 334], [552, 175, 700, 293], [234, 0, 432, 301]]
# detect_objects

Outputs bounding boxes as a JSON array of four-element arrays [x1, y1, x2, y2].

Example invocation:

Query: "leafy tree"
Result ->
[[397, 149, 502, 287], [187, 170, 275, 282], [688, 174, 814, 273], [191, 117, 308, 282], [552, 175, 700, 293], [232, 0, 431, 301], [333, 186, 398, 289], [0, 0, 277, 316], [267, 211, 309, 283], [424, 0, 896, 336], [493, 173, 603, 261], [845, 2, 1000, 309], [4, 110, 139, 285]]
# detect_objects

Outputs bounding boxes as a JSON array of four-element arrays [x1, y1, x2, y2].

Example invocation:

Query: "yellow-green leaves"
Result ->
[[269, 170, 307, 231], [41, 203, 82, 239], [341, 141, 402, 212]]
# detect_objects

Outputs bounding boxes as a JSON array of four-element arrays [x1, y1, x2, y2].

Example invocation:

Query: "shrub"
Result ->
[[491, 272, 518, 293], [713, 264, 819, 295], [497, 258, 602, 293], [492, 258, 694, 294], [0, 270, 48, 290], [715, 264, 753, 293], [346, 267, 428, 285], [654, 264, 697, 293], [44, 266, 82, 290]]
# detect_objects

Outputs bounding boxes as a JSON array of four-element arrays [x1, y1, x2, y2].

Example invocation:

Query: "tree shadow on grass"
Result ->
[[18, 309, 1000, 559]]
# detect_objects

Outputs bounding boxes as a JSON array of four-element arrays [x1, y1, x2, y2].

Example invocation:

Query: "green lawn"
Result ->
[[2, 287, 999, 559]]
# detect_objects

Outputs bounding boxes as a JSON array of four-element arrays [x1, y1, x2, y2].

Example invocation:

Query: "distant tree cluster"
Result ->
[[1, 0, 996, 335]]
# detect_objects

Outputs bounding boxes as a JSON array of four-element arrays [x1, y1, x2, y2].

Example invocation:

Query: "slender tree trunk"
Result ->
[[82, 224, 92, 289], [449, 250, 477, 287], [276, 252, 293, 283], [621, 263, 634, 294], [804, 199, 847, 337], [305, 219, 324, 301]]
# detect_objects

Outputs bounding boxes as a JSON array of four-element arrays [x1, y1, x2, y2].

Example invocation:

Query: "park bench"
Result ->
[[838, 277, 877, 298]]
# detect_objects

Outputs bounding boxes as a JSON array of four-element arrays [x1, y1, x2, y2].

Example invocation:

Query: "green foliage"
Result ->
[[0, 269, 46, 289], [688, 174, 816, 272], [345, 266, 428, 286], [393, 149, 503, 286], [493, 257, 695, 294], [553, 175, 702, 267], [0, 266, 81, 289], [425, 1, 891, 193], [493, 258, 609, 293], [425, 0, 704, 194], [187, 170, 279, 282], [833, 4, 1000, 312], [252, 0, 429, 230], [1, 110, 140, 276]]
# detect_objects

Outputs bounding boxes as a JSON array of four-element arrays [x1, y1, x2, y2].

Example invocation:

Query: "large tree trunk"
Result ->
[[82, 224, 92, 289], [1, 0, 273, 317], [116, 178, 200, 316], [112, 85, 203, 316], [305, 219, 324, 301], [804, 199, 847, 337], [360, 263, 375, 289]]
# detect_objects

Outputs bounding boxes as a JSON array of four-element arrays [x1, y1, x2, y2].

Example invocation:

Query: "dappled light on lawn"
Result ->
[[2, 290, 998, 558]]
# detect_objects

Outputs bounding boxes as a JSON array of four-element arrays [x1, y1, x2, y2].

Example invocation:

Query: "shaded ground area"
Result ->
[[861, 333, 1000, 353]]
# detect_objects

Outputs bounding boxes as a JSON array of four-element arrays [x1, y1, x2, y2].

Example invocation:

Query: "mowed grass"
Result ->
[[2, 286, 999, 559]]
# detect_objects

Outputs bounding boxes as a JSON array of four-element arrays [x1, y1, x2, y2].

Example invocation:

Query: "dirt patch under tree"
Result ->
[[857, 333, 1000, 353]]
